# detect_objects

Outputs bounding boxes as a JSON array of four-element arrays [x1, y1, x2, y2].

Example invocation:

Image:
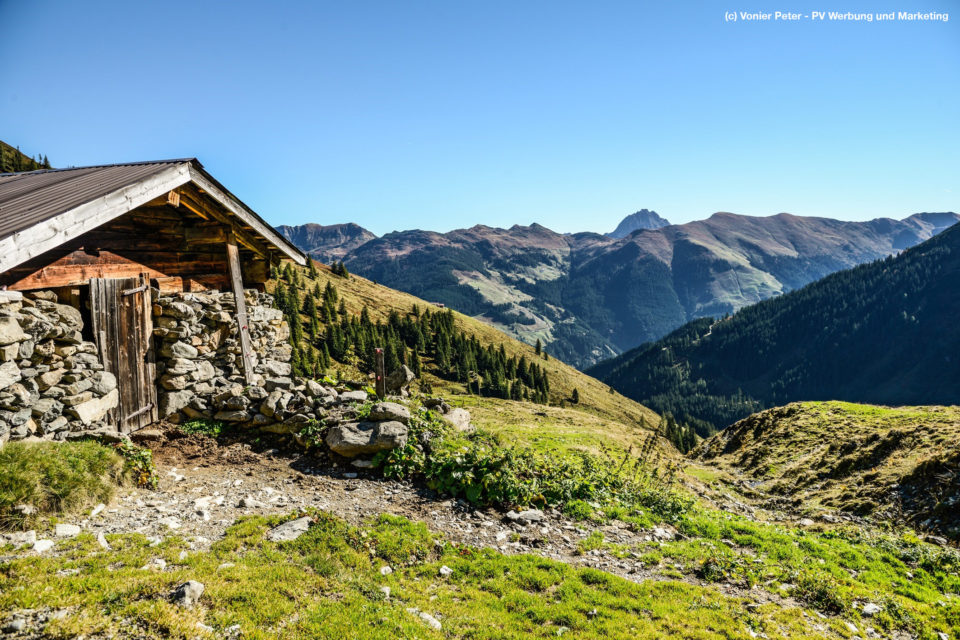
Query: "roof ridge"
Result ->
[[0, 158, 199, 178]]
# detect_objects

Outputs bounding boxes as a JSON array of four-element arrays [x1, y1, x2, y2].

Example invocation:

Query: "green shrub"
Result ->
[[563, 499, 594, 520], [791, 571, 847, 613], [0, 441, 127, 529], [179, 418, 229, 437], [113, 441, 158, 490], [377, 428, 693, 519]]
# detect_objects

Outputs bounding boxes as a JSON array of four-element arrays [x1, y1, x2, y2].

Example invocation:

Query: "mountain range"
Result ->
[[588, 218, 960, 435], [278, 210, 959, 368]]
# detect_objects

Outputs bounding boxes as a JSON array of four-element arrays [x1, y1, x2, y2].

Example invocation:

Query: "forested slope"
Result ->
[[589, 221, 960, 434]]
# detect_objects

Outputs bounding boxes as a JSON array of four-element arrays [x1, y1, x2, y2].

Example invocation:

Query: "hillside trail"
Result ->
[[69, 424, 800, 610]]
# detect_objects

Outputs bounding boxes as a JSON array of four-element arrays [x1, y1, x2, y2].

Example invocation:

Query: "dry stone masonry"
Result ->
[[0, 290, 118, 445], [0, 284, 459, 460]]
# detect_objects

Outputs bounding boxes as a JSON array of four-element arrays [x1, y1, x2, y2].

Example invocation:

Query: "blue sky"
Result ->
[[1, 1, 957, 235]]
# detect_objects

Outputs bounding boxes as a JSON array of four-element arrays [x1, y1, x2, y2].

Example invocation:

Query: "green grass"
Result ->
[[698, 401, 960, 537], [0, 441, 127, 530], [9, 509, 956, 639]]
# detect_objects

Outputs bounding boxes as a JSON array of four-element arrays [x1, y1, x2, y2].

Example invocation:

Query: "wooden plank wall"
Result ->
[[1, 206, 268, 292]]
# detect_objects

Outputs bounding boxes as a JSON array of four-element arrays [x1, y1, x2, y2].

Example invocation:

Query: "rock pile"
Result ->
[[0, 291, 118, 444]]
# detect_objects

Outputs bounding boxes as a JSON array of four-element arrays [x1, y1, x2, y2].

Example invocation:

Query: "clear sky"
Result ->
[[1, 1, 957, 236]]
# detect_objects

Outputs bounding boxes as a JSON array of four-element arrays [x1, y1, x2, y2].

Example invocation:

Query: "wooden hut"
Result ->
[[0, 159, 305, 431]]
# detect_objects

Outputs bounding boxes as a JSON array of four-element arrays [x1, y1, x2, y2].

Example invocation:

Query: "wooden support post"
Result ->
[[375, 348, 386, 400], [226, 230, 257, 385]]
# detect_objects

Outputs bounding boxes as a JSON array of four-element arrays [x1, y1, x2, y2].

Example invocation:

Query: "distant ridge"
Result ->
[[607, 209, 670, 238], [276, 223, 376, 264], [589, 219, 960, 434], [280, 211, 959, 368]]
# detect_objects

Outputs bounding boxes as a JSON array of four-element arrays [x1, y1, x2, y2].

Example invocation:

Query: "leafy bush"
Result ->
[[0, 441, 127, 529], [376, 421, 692, 519], [113, 440, 159, 490]]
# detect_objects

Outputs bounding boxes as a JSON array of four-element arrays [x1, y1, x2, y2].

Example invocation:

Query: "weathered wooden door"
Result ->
[[89, 276, 158, 432]]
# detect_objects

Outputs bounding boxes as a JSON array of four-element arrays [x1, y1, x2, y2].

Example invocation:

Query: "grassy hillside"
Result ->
[[589, 220, 960, 435], [266, 261, 662, 458], [698, 401, 960, 540], [0, 140, 50, 173]]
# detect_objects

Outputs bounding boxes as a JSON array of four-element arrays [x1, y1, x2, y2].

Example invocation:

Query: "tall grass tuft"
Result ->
[[0, 440, 127, 530]]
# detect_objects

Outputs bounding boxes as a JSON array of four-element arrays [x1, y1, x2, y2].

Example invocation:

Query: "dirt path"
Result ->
[[58, 426, 795, 609]]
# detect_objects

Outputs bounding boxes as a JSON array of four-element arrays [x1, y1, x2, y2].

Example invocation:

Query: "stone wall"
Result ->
[[0, 290, 118, 445], [153, 289, 304, 429]]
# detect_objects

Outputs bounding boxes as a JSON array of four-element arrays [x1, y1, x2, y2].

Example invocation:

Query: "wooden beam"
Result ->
[[178, 187, 272, 259], [187, 165, 306, 265], [226, 230, 257, 385]]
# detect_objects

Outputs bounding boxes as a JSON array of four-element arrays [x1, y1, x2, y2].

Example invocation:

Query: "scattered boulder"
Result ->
[[368, 402, 410, 424], [862, 603, 882, 616], [406, 608, 442, 631], [325, 421, 408, 457], [171, 580, 205, 608], [266, 516, 312, 542], [385, 365, 415, 394], [55, 524, 81, 538], [443, 408, 473, 432]]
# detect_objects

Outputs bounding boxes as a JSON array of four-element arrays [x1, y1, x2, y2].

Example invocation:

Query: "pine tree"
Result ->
[[308, 260, 318, 279], [535, 339, 542, 356], [571, 388, 580, 404], [410, 349, 422, 377]]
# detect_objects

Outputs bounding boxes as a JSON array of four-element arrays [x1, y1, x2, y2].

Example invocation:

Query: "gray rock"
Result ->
[[261, 390, 282, 418], [862, 603, 882, 616], [193, 360, 216, 382], [406, 608, 442, 631], [31, 397, 63, 422], [37, 368, 64, 390], [266, 516, 312, 542], [443, 408, 473, 432], [0, 317, 27, 346], [1, 530, 36, 547], [0, 343, 18, 362], [67, 389, 119, 425], [368, 402, 410, 424], [506, 509, 544, 525], [159, 390, 195, 416], [0, 361, 21, 391], [60, 391, 93, 406], [338, 390, 368, 404], [53, 303, 83, 329], [263, 360, 292, 377], [89, 371, 117, 396], [63, 378, 93, 396], [265, 377, 293, 391], [325, 420, 408, 457], [163, 302, 197, 320], [18, 339, 35, 359], [161, 341, 199, 359], [171, 580, 205, 608], [385, 365, 415, 393], [55, 523, 81, 537], [165, 358, 198, 376], [214, 410, 251, 423]]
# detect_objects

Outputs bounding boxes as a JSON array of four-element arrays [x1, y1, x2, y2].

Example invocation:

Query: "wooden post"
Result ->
[[374, 348, 386, 399], [226, 229, 257, 385]]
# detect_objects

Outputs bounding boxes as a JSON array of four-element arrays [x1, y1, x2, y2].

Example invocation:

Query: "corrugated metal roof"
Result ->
[[0, 160, 192, 240], [0, 159, 306, 269]]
